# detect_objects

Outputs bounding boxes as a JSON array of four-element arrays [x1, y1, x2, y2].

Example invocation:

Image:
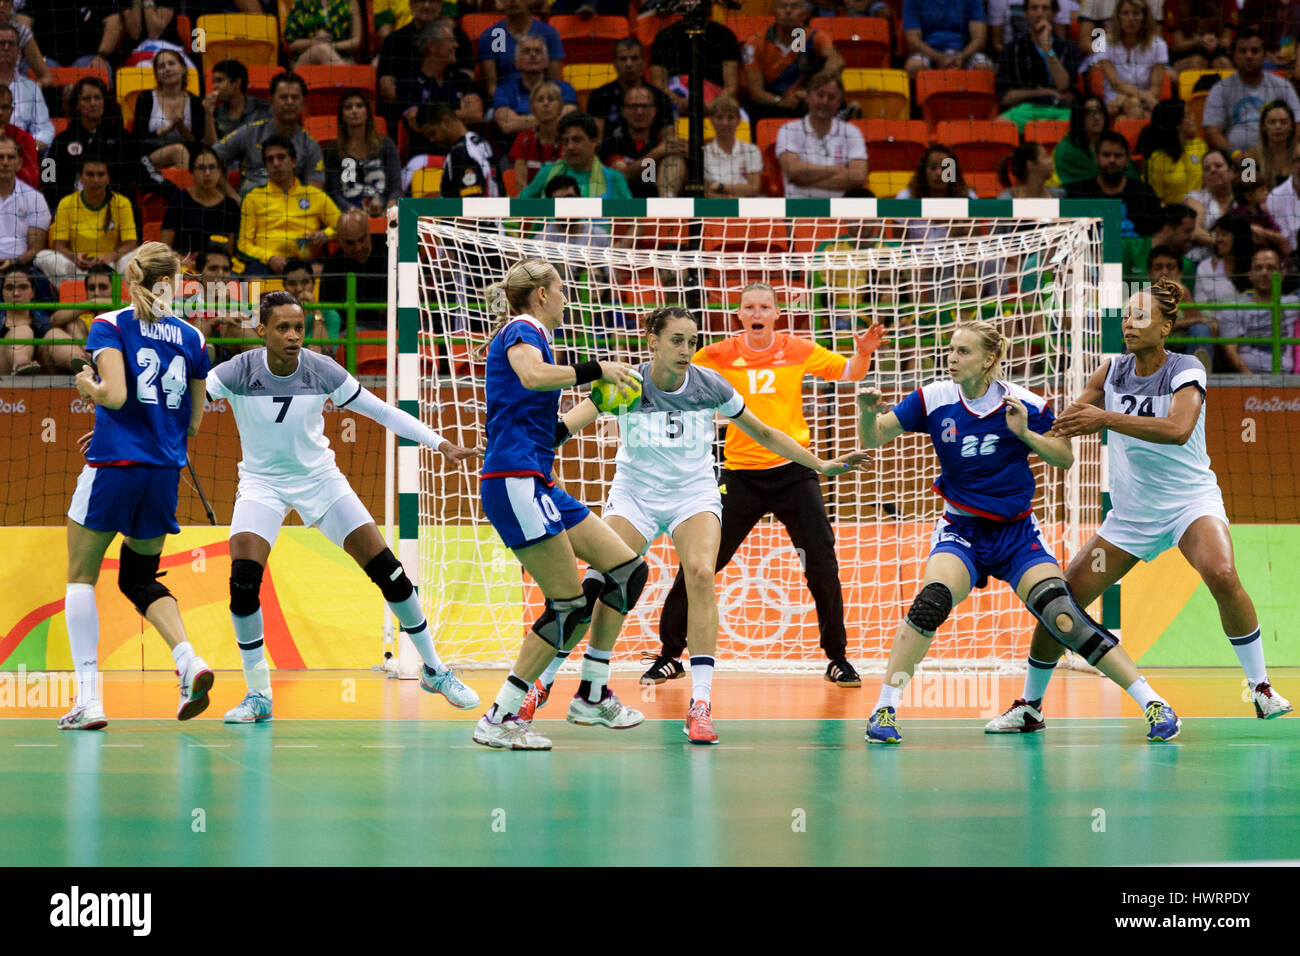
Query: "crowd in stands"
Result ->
[[3, 0, 1300, 374]]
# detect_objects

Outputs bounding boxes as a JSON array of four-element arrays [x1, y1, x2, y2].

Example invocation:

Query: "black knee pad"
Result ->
[[1026, 577, 1119, 665], [363, 548, 414, 603], [532, 589, 598, 650], [905, 582, 953, 637], [599, 556, 649, 614], [229, 558, 264, 617], [118, 544, 171, 617]]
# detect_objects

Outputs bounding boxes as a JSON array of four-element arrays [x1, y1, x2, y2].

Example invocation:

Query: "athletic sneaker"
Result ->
[[516, 679, 550, 722], [224, 691, 273, 724], [984, 698, 1046, 734], [419, 665, 479, 710], [1144, 701, 1181, 742], [177, 656, 214, 721], [567, 688, 644, 729], [684, 699, 718, 744], [640, 652, 685, 685], [866, 706, 901, 744], [825, 658, 862, 687], [57, 700, 108, 731], [1252, 682, 1293, 719], [472, 714, 552, 750]]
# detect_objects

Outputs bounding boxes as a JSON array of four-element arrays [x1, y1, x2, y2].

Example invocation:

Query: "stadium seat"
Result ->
[[550, 16, 632, 64], [410, 167, 443, 197], [842, 69, 909, 120], [857, 118, 928, 172], [915, 70, 997, 123], [459, 14, 501, 48], [1113, 117, 1146, 154], [722, 15, 775, 45], [143, 221, 162, 243], [867, 170, 911, 198], [45, 65, 111, 91], [935, 119, 1020, 174], [139, 192, 167, 225], [305, 115, 338, 144], [1177, 68, 1234, 101], [503, 166, 518, 197], [176, 14, 192, 53], [60, 280, 86, 304], [205, 63, 280, 100], [296, 64, 377, 118], [809, 17, 890, 68], [1087, 65, 1173, 100], [1024, 119, 1070, 152], [789, 218, 858, 253], [368, 216, 384, 233], [117, 66, 201, 128], [675, 117, 751, 143], [636, 14, 683, 50], [755, 117, 784, 155], [563, 63, 617, 112], [52, 117, 68, 137], [160, 167, 194, 189], [194, 13, 279, 75], [353, 329, 388, 376], [702, 218, 789, 253], [966, 171, 1001, 198]]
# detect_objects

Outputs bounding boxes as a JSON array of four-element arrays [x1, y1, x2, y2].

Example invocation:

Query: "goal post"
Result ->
[[392, 196, 1123, 673]]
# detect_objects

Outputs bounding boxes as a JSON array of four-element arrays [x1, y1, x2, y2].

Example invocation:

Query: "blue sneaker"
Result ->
[[224, 691, 273, 724], [420, 665, 480, 709], [866, 706, 901, 744], [1144, 701, 1181, 741]]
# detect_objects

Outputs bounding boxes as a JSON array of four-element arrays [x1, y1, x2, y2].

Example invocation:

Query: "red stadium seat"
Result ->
[[1114, 117, 1146, 154], [459, 14, 500, 48], [550, 15, 632, 64], [857, 119, 928, 172], [935, 119, 1020, 174], [966, 171, 1001, 198], [636, 13, 683, 51], [809, 17, 890, 68], [722, 15, 774, 45], [1024, 120, 1070, 152], [702, 219, 789, 253], [296, 64, 376, 118], [916, 70, 997, 123]]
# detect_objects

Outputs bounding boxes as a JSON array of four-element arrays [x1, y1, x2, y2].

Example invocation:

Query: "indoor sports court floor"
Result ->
[[3, 669, 1298, 866]]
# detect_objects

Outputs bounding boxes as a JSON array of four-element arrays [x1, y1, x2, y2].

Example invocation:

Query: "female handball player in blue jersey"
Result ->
[[60, 242, 213, 730], [856, 319, 1182, 743], [515, 307, 869, 743], [986, 278, 1291, 732], [474, 258, 648, 751]]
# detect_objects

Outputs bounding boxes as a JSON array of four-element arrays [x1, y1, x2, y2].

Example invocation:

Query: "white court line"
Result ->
[[14, 743, 54, 747], [360, 744, 404, 749], [188, 743, 229, 749], [102, 743, 144, 748], [273, 744, 319, 749]]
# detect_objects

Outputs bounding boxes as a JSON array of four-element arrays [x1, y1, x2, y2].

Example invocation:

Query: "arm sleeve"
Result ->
[[237, 193, 271, 263], [847, 126, 867, 163], [188, 330, 211, 378], [805, 342, 848, 381], [27, 85, 53, 146], [381, 138, 402, 203], [1028, 400, 1055, 434], [304, 138, 325, 185], [1200, 83, 1227, 130], [344, 386, 448, 449], [31, 191, 50, 232], [115, 195, 138, 243], [212, 124, 247, 166], [892, 387, 927, 433], [205, 364, 230, 400], [85, 317, 123, 355]]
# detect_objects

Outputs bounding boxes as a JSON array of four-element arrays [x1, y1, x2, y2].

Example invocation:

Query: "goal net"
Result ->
[[405, 199, 1107, 671]]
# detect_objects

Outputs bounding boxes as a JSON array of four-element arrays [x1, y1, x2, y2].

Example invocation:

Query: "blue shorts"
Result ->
[[481, 475, 590, 550], [929, 512, 1057, 591], [68, 464, 181, 539]]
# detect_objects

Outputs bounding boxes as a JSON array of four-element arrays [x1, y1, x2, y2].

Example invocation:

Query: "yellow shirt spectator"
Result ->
[[1146, 137, 1207, 205], [237, 180, 342, 266], [49, 190, 137, 258]]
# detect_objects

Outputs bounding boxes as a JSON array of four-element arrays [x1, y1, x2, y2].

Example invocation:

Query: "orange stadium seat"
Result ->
[[702, 219, 789, 253], [809, 17, 891, 68], [296, 64, 376, 117], [550, 15, 633, 64], [915, 70, 997, 123], [857, 119, 928, 172], [459, 14, 500, 48], [935, 119, 1020, 174], [304, 115, 338, 144], [1024, 119, 1070, 152], [160, 167, 194, 189], [636, 14, 682, 50], [722, 15, 774, 45], [1114, 117, 1146, 154], [966, 171, 1001, 198]]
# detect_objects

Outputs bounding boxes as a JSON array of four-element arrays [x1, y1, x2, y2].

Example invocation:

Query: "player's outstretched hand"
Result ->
[[1003, 394, 1028, 437], [855, 386, 884, 413], [854, 323, 888, 358], [1052, 401, 1107, 437], [597, 361, 641, 391], [819, 451, 871, 476], [437, 440, 482, 465], [76, 431, 93, 457]]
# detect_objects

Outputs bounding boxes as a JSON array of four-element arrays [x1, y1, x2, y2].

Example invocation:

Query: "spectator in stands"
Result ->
[[1054, 92, 1126, 188], [549, 0, 628, 12], [45, 263, 110, 374], [31, 1, 119, 88], [1141, 98, 1206, 204], [319, 208, 388, 329], [129, 48, 204, 171], [1194, 211, 1252, 361], [519, 112, 633, 198], [649, 0, 742, 117], [396, 19, 484, 138], [0, 0, 51, 88], [1238, 0, 1298, 69], [285, 0, 363, 66], [492, 34, 578, 138], [0, 133, 47, 274], [159, 145, 240, 259], [704, 93, 762, 198], [0, 23, 51, 150], [120, 0, 194, 70], [1235, 172, 1287, 252], [587, 37, 675, 141], [1187, 147, 1236, 251], [1065, 130, 1161, 236], [510, 80, 564, 193], [421, 101, 499, 198], [187, 245, 237, 352], [44, 77, 143, 208], [1078, 0, 1165, 43], [203, 59, 272, 145], [215, 72, 325, 197], [236, 135, 340, 276], [996, 141, 1063, 198], [1203, 27, 1300, 158], [1251, 99, 1296, 191], [0, 87, 37, 188], [995, 0, 1082, 132], [898, 143, 976, 199], [1265, 139, 1300, 254], [378, 1, 475, 132], [1122, 201, 1196, 280], [987, 0, 1071, 55], [599, 83, 684, 199], [1166, 0, 1234, 72], [325, 90, 402, 215], [0, 262, 46, 374], [1097, 0, 1168, 120], [282, 257, 340, 356], [35, 154, 138, 284], [477, 0, 565, 99], [744, 0, 845, 123], [902, 0, 993, 79], [775, 73, 868, 199], [1220, 246, 1296, 373], [538, 174, 611, 286], [1148, 242, 1214, 370]]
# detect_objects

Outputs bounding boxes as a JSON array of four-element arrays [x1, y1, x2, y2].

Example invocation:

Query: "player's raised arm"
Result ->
[[854, 387, 905, 449], [728, 406, 869, 476], [506, 342, 640, 393], [1004, 394, 1073, 469], [557, 397, 600, 443], [342, 387, 480, 463], [1055, 386, 1202, 446], [844, 323, 889, 380]]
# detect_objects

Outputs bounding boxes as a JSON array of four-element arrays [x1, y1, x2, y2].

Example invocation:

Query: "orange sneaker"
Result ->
[[683, 699, 718, 745], [517, 679, 549, 722]]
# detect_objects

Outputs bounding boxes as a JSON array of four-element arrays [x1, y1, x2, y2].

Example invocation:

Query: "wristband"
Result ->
[[569, 360, 602, 386], [553, 419, 571, 446]]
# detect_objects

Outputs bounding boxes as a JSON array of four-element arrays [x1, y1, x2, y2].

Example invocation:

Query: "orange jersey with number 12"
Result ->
[[694, 332, 847, 470]]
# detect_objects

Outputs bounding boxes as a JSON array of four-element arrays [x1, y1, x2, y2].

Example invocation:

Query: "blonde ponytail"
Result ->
[[125, 241, 181, 324]]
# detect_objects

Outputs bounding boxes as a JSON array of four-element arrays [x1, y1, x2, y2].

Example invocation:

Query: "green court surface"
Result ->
[[3, 718, 1297, 867]]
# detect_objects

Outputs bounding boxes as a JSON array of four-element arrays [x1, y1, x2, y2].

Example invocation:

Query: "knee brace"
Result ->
[[229, 558, 264, 617], [597, 556, 649, 614], [1026, 577, 1119, 665], [363, 548, 414, 604], [905, 582, 953, 637], [532, 588, 598, 650], [117, 545, 171, 617]]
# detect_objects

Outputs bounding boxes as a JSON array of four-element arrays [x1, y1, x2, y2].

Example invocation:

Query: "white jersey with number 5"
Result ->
[[206, 349, 362, 479]]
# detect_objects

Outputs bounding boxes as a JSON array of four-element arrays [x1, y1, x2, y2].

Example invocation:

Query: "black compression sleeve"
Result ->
[[569, 361, 602, 386]]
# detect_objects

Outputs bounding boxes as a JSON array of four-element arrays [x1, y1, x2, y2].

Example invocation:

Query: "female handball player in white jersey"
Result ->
[[986, 278, 1291, 732], [475, 259, 650, 751], [857, 319, 1183, 743], [206, 291, 481, 723], [516, 307, 868, 743], [60, 242, 213, 730]]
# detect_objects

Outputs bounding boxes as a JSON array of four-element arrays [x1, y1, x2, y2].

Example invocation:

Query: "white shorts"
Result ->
[[603, 481, 721, 549], [1098, 495, 1230, 563], [230, 468, 373, 549]]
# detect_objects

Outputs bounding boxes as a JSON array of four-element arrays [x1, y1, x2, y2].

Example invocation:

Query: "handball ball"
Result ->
[[592, 374, 642, 413]]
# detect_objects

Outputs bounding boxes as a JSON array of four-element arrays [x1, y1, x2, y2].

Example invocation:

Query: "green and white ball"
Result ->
[[592, 376, 642, 414]]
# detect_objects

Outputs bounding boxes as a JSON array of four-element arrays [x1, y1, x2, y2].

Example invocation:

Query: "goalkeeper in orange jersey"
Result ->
[[642, 282, 886, 687]]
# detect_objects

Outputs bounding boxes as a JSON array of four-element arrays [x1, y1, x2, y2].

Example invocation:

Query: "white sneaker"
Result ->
[[419, 665, 480, 709], [472, 714, 552, 750], [224, 690, 273, 724], [984, 698, 1046, 734], [566, 688, 644, 729], [177, 656, 214, 720], [57, 700, 108, 731], [1253, 682, 1293, 719]]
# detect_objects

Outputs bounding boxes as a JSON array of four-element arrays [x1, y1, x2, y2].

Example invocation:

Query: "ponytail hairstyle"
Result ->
[[645, 305, 695, 339], [478, 258, 561, 356], [956, 318, 1009, 388], [125, 241, 181, 324], [1147, 276, 1186, 331]]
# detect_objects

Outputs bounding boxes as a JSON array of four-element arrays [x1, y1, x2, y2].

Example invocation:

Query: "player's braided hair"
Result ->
[[1148, 276, 1186, 328], [955, 318, 1008, 389], [478, 258, 560, 357], [645, 306, 694, 338], [125, 241, 180, 324]]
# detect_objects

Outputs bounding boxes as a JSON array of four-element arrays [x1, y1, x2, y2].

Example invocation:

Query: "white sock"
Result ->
[[490, 672, 531, 722], [1022, 656, 1057, 703], [388, 593, 445, 673], [690, 655, 715, 704], [1228, 628, 1268, 687], [581, 647, 612, 702], [874, 682, 903, 713], [1126, 676, 1159, 709], [171, 641, 195, 673], [65, 583, 99, 704], [233, 611, 271, 696], [540, 651, 569, 689]]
